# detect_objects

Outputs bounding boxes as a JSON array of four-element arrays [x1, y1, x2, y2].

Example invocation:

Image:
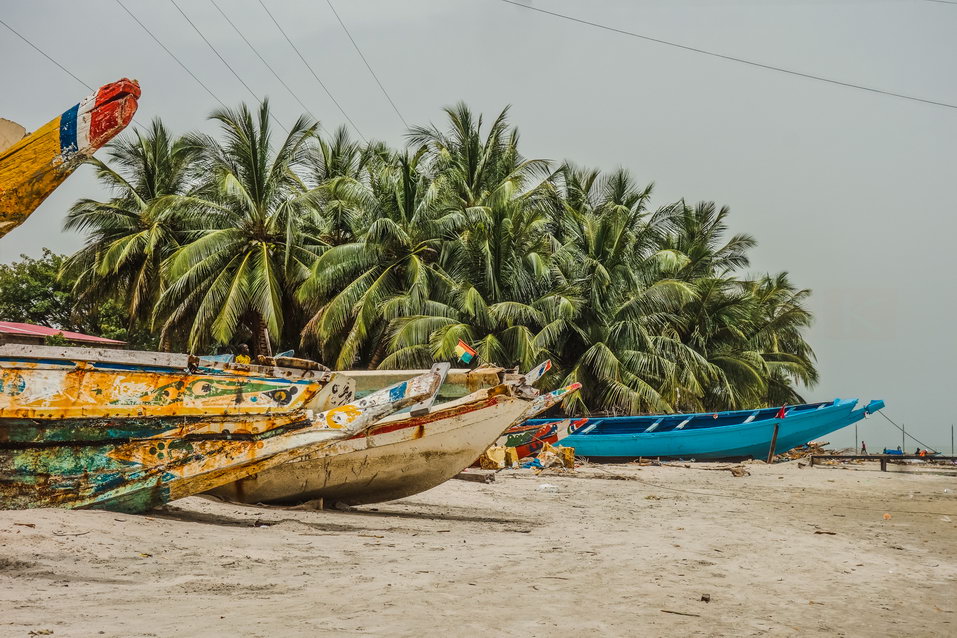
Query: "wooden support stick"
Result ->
[[766, 423, 780, 463]]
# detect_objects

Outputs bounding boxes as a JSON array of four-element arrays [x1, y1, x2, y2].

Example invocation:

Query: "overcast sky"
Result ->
[[1, 0, 954, 449]]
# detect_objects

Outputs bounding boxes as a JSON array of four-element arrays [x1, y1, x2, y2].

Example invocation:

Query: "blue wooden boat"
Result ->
[[525, 399, 885, 460]]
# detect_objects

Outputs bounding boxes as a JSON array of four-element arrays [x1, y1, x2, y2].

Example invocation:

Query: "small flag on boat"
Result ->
[[454, 340, 477, 364]]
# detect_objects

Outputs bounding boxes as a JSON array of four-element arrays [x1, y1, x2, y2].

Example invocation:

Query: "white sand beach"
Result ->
[[1, 461, 954, 637]]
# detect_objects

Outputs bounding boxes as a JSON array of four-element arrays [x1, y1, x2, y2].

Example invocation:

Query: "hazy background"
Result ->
[[1, 0, 954, 450]]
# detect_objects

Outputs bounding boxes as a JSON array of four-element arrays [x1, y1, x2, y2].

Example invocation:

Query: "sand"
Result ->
[[1, 461, 955, 637]]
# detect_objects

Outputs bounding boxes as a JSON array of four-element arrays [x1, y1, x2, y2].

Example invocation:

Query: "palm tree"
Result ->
[[299, 147, 461, 369], [156, 100, 322, 356], [62, 119, 196, 349]]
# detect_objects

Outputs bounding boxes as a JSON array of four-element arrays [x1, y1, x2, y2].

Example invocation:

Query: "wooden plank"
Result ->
[[766, 423, 780, 463], [453, 471, 496, 484]]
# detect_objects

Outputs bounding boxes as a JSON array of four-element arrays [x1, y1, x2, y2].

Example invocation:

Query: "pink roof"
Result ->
[[0, 321, 125, 345]]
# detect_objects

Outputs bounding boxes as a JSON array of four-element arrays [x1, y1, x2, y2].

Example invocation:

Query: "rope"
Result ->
[[878, 412, 938, 453]]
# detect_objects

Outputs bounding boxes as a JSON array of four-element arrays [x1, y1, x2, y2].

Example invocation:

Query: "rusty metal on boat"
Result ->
[[210, 363, 582, 506], [0, 350, 448, 512]]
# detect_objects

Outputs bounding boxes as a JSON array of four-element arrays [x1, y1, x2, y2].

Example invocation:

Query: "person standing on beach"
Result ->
[[860, 441, 867, 454]]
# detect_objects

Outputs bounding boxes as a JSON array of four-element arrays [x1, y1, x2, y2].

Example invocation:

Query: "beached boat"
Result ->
[[0, 344, 355, 421], [0, 79, 139, 238], [347, 366, 506, 401], [531, 399, 885, 461], [210, 363, 580, 506], [0, 342, 448, 512]]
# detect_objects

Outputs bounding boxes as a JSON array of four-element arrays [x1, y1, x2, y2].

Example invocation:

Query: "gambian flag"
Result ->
[[454, 339, 477, 364]]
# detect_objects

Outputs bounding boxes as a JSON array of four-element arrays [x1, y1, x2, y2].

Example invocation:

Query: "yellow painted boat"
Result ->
[[0, 79, 139, 238]]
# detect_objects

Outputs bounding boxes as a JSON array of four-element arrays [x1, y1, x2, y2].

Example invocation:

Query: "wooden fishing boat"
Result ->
[[210, 364, 581, 506], [530, 399, 885, 461], [0, 352, 446, 513], [347, 366, 506, 401], [0, 344, 355, 420], [0, 79, 139, 238]]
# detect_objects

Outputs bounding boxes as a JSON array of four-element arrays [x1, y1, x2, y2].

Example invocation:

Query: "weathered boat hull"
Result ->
[[0, 362, 446, 513], [0, 80, 139, 238], [210, 387, 530, 506], [548, 399, 885, 460], [0, 344, 354, 425]]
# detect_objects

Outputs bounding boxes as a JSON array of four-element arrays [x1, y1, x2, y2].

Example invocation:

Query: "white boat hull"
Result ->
[[210, 389, 529, 506]]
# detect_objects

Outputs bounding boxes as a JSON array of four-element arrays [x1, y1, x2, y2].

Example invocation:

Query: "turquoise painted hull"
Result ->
[[527, 399, 885, 460]]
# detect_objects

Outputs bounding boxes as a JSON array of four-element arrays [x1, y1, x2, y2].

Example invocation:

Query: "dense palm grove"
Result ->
[[58, 100, 817, 414]]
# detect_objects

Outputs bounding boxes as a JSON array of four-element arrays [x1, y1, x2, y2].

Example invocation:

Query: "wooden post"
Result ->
[[880, 457, 887, 472], [809, 455, 815, 467], [767, 423, 780, 463]]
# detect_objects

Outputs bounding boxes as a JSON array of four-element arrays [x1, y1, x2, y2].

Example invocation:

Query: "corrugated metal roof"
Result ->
[[0, 321, 125, 345]]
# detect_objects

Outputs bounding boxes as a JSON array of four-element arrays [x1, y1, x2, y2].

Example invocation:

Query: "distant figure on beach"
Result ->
[[860, 441, 867, 454], [235, 344, 251, 364]]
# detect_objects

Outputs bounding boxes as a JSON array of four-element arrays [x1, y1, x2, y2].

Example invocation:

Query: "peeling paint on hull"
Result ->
[[0, 80, 139, 238], [0, 350, 446, 513], [0, 345, 354, 423], [211, 389, 531, 506]]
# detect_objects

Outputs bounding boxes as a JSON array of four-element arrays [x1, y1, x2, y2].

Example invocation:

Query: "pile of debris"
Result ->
[[775, 441, 836, 461], [476, 442, 576, 470]]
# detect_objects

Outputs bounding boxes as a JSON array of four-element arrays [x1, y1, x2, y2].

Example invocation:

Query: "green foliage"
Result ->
[[61, 100, 817, 413], [0, 249, 157, 349], [43, 332, 69, 346]]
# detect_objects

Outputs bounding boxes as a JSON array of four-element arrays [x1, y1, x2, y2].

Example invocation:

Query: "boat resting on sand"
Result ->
[[0, 343, 447, 512], [0, 344, 356, 420], [534, 399, 885, 461], [210, 363, 580, 506], [0, 79, 139, 238]]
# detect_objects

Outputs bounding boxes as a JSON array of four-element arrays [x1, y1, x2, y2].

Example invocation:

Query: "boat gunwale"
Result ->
[[559, 400, 859, 440]]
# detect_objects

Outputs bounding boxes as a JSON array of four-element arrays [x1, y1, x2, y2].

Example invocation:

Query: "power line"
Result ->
[[210, 0, 319, 122], [325, 0, 408, 128], [498, 0, 957, 111], [256, 0, 367, 141], [169, 0, 288, 132], [116, 0, 226, 109], [0, 18, 92, 90]]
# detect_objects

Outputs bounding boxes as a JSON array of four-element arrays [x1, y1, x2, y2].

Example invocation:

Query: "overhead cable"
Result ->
[[0, 17, 92, 90], [498, 0, 957, 111], [325, 0, 408, 128], [210, 0, 319, 122], [116, 0, 226, 109], [256, 0, 367, 141], [169, 0, 287, 131]]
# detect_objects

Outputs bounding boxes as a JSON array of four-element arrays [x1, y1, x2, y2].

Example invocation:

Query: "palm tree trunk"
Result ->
[[158, 330, 172, 353], [251, 312, 272, 358], [368, 332, 388, 370]]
